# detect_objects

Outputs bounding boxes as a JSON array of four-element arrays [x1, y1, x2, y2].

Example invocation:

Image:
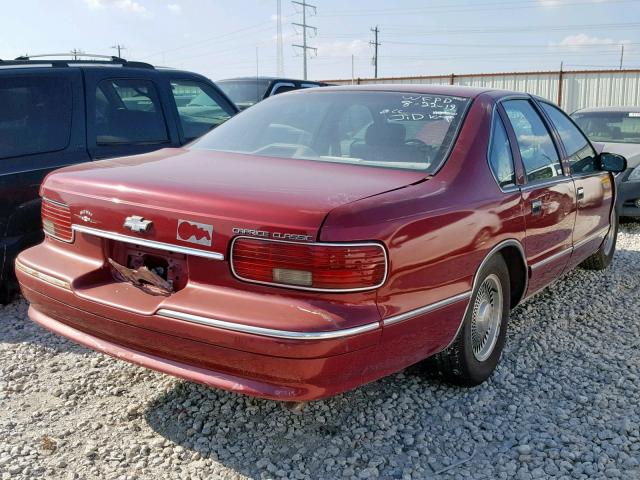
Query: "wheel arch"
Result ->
[[441, 238, 528, 352], [471, 239, 528, 311]]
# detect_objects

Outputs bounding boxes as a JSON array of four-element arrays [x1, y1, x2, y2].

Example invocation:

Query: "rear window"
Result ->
[[572, 111, 640, 144], [191, 91, 471, 172], [217, 79, 271, 108], [0, 76, 72, 159]]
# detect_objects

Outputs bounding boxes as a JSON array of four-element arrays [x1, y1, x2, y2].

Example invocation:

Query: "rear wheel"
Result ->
[[580, 210, 617, 271], [429, 255, 511, 386]]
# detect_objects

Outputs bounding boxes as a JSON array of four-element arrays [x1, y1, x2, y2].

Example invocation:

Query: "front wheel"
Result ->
[[429, 254, 511, 386], [580, 209, 618, 271]]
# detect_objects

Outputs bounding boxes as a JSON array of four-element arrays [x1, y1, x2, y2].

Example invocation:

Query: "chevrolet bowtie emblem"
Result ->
[[123, 215, 153, 233]]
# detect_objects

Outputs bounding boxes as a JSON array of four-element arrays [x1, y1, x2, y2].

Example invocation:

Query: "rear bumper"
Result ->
[[16, 241, 468, 401], [24, 286, 381, 400]]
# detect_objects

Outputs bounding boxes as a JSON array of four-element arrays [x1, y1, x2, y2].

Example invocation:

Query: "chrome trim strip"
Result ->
[[443, 238, 528, 351], [156, 309, 380, 340], [42, 197, 68, 208], [230, 236, 389, 293], [72, 225, 225, 261], [573, 225, 610, 250], [383, 291, 472, 327], [15, 260, 71, 290], [520, 177, 572, 192], [529, 247, 573, 271]]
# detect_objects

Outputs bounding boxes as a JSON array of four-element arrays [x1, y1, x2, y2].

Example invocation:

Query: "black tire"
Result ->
[[580, 210, 617, 271], [429, 254, 511, 386]]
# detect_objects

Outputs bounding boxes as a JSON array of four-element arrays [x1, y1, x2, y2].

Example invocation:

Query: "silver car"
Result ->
[[572, 106, 640, 218]]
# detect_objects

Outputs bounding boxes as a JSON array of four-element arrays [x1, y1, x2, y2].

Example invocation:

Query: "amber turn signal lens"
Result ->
[[231, 238, 387, 291]]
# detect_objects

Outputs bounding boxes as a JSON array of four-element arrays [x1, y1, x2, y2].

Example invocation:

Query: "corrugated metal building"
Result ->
[[325, 69, 640, 113]]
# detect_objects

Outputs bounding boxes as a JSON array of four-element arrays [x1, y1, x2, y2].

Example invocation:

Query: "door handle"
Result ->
[[577, 186, 585, 201], [531, 199, 543, 216]]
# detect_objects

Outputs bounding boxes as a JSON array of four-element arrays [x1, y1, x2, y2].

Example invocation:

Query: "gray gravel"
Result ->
[[1, 222, 639, 480]]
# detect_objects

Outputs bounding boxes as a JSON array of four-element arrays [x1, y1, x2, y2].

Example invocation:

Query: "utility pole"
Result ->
[[292, 0, 317, 80], [70, 49, 84, 60], [111, 44, 126, 58], [276, 0, 284, 76], [620, 44, 624, 70], [370, 26, 380, 78], [351, 54, 355, 85]]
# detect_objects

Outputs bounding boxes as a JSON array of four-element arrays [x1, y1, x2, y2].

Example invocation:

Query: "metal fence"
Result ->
[[324, 69, 640, 113]]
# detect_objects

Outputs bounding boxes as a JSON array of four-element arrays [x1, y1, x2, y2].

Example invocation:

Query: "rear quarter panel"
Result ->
[[320, 93, 525, 341]]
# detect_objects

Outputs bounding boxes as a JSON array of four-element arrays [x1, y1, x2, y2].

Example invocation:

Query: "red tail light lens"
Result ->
[[42, 198, 73, 242], [231, 238, 387, 291]]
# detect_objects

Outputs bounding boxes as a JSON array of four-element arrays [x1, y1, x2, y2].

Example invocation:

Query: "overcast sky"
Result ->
[[1, 0, 638, 81]]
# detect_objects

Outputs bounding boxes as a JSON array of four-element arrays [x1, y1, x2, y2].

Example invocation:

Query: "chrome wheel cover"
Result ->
[[470, 274, 503, 362]]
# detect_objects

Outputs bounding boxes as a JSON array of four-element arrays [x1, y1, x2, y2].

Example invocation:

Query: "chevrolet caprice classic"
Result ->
[[16, 86, 626, 401]]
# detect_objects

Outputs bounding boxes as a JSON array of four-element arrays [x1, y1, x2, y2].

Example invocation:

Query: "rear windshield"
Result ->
[[216, 79, 270, 108], [572, 111, 640, 144], [191, 90, 471, 172]]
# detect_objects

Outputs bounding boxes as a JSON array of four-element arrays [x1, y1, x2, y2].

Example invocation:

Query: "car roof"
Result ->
[[573, 106, 640, 114], [217, 76, 323, 83], [283, 83, 521, 99]]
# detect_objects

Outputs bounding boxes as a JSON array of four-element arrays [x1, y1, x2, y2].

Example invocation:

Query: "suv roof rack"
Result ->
[[0, 53, 154, 69]]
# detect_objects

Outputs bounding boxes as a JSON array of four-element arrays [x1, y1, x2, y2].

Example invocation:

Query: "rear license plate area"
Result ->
[[110, 242, 188, 291]]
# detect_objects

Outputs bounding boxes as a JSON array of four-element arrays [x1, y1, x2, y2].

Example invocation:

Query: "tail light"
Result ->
[[42, 198, 73, 242], [231, 237, 387, 292]]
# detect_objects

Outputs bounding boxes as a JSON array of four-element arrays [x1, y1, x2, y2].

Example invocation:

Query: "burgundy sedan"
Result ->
[[16, 86, 626, 401]]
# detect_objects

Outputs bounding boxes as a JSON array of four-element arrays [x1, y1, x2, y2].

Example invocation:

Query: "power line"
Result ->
[[292, 0, 317, 80], [316, 0, 640, 16], [370, 26, 380, 78]]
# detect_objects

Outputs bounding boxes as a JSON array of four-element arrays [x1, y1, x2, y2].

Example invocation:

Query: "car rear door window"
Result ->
[[95, 79, 168, 145], [170, 79, 233, 141], [540, 102, 598, 175], [0, 76, 72, 159], [502, 100, 563, 183], [488, 113, 516, 189]]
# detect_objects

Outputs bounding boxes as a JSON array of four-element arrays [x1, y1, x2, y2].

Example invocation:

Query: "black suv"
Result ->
[[217, 76, 330, 110], [0, 54, 238, 302]]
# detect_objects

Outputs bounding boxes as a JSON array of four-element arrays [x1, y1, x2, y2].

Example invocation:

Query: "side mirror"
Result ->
[[599, 152, 627, 173]]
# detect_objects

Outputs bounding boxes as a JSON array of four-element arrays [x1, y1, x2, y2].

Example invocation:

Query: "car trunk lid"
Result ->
[[41, 148, 427, 259]]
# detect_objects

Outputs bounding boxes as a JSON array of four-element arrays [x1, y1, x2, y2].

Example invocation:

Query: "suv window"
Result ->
[[489, 113, 516, 189], [540, 103, 598, 175], [503, 100, 563, 183], [170, 79, 232, 141], [95, 79, 168, 145], [0, 76, 72, 159]]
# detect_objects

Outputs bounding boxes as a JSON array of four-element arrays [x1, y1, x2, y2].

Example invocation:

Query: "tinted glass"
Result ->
[[0, 76, 72, 159], [272, 85, 297, 95], [216, 79, 270, 108], [503, 100, 563, 183], [95, 79, 168, 145], [489, 114, 516, 188], [192, 91, 471, 172], [170, 79, 232, 141], [572, 111, 640, 144], [541, 103, 597, 174]]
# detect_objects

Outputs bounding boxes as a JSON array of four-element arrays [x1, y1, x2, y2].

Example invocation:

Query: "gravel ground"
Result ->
[[1, 222, 639, 480]]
